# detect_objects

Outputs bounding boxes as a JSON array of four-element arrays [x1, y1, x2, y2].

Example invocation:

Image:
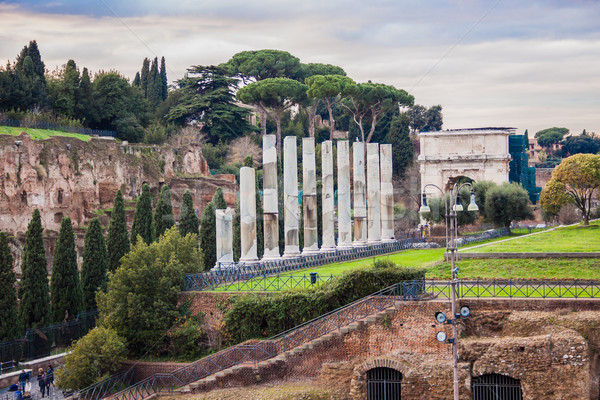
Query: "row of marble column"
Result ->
[[215, 136, 394, 266]]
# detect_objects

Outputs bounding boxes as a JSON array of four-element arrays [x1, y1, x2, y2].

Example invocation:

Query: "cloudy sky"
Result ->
[[1, 0, 599, 135]]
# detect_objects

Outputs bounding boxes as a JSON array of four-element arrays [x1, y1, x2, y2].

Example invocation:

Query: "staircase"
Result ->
[[99, 280, 424, 400]]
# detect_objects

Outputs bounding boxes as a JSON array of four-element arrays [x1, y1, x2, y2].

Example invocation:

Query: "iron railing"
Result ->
[[0, 311, 98, 363], [0, 359, 15, 374], [105, 280, 425, 400], [425, 279, 600, 300], [75, 368, 136, 400], [1, 118, 115, 137], [185, 239, 416, 291], [210, 273, 336, 292]]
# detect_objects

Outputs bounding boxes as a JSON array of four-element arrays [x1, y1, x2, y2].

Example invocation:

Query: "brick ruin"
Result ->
[[128, 295, 600, 399]]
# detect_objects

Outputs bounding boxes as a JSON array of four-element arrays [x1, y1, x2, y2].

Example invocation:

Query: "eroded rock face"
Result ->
[[0, 133, 235, 273]]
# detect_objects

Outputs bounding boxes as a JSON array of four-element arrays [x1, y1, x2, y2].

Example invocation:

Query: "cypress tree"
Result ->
[[147, 57, 161, 108], [199, 202, 216, 271], [212, 187, 227, 210], [154, 184, 175, 238], [106, 190, 130, 272], [133, 72, 141, 87], [256, 190, 264, 259], [131, 183, 155, 245], [160, 56, 168, 101], [50, 217, 83, 323], [140, 58, 150, 96], [179, 190, 199, 237], [19, 209, 50, 329], [81, 218, 108, 311], [0, 231, 20, 340], [232, 199, 240, 262]]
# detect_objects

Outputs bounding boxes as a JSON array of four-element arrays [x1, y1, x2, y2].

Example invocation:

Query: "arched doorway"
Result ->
[[366, 367, 402, 400], [472, 373, 522, 400]]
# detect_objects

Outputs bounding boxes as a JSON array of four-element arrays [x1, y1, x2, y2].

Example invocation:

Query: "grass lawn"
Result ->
[[426, 258, 600, 280], [468, 221, 600, 253], [0, 126, 91, 141]]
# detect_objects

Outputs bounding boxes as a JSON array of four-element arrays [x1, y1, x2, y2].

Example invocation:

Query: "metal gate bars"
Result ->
[[472, 374, 522, 400], [367, 367, 402, 400]]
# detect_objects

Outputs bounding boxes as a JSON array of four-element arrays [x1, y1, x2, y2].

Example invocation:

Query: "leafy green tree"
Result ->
[[55, 327, 127, 390], [472, 180, 497, 219], [341, 82, 414, 144], [154, 185, 175, 238], [97, 227, 202, 355], [131, 183, 155, 245], [160, 56, 168, 101], [199, 202, 216, 270], [306, 75, 355, 140], [166, 65, 252, 144], [212, 187, 227, 210], [0, 231, 20, 340], [561, 134, 600, 157], [19, 209, 50, 329], [140, 57, 150, 96], [77, 67, 94, 124], [384, 113, 413, 179], [535, 127, 569, 155], [179, 190, 199, 237], [540, 154, 600, 225], [485, 183, 534, 228], [81, 218, 108, 311], [422, 105, 443, 132], [300, 63, 346, 81], [13, 40, 47, 110], [90, 72, 151, 142], [236, 78, 307, 153], [47, 59, 80, 119], [147, 57, 162, 108], [106, 190, 129, 272], [50, 217, 84, 322], [420, 188, 478, 227]]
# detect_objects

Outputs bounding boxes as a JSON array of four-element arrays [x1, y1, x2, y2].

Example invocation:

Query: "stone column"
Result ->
[[239, 167, 258, 263], [367, 143, 381, 242], [321, 140, 335, 251], [215, 208, 234, 268], [337, 140, 352, 248], [262, 134, 280, 259], [283, 136, 300, 257], [353, 142, 367, 246], [380, 144, 395, 241], [302, 137, 319, 254]]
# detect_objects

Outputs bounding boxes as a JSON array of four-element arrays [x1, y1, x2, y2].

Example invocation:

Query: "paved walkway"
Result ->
[[0, 378, 64, 400]]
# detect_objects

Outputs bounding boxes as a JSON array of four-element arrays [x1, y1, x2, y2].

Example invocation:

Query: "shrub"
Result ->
[[55, 327, 127, 391], [223, 264, 425, 344]]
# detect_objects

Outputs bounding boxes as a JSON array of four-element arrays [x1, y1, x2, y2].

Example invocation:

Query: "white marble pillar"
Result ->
[[353, 142, 367, 245], [239, 167, 258, 263], [302, 137, 319, 254], [337, 141, 352, 248], [321, 140, 335, 251], [215, 208, 234, 267], [262, 135, 280, 259], [283, 136, 300, 257], [380, 144, 395, 241], [367, 143, 382, 242]]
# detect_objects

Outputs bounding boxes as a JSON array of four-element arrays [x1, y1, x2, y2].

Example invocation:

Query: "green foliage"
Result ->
[[200, 202, 216, 270], [166, 65, 252, 144], [202, 142, 228, 170], [106, 190, 130, 272], [0, 231, 20, 340], [97, 227, 202, 356], [305, 75, 355, 140], [535, 127, 569, 152], [224, 49, 302, 82], [421, 187, 478, 227], [81, 218, 108, 311], [143, 123, 168, 144], [131, 183, 155, 245], [19, 209, 50, 328], [407, 104, 444, 133], [223, 265, 425, 343], [472, 180, 496, 219], [540, 153, 600, 224], [212, 187, 227, 210], [384, 113, 413, 179], [154, 185, 175, 238], [161, 307, 206, 360], [50, 217, 84, 322], [55, 327, 127, 391], [179, 190, 199, 237], [485, 182, 534, 228], [232, 199, 241, 261], [561, 133, 600, 157]]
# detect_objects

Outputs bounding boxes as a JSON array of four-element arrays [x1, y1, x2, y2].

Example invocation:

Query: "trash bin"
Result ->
[[310, 272, 317, 285]]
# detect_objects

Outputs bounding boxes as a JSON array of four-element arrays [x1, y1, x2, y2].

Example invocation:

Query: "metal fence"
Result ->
[[425, 279, 600, 300], [1, 118, 115, 137], [0, 311, 98, 363], [185, 239, 416, 291], [211, 273, 336, 292], [75, 368, 136, 400], [95, 280, 425, 400]]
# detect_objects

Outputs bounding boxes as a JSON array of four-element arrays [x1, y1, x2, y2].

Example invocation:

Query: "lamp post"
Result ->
[[420, 182, 478, 400]]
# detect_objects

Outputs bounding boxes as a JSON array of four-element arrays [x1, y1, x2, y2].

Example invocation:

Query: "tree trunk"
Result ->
[[260, 108, 267, 136], [326, 103, 335, 141]]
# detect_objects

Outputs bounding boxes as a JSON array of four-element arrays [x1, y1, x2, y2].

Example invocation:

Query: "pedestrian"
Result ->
[[14, 388, 22, 400], [37, 368, 46, 398], [46, 365, 54, 395], [23, 379, 31, 400], [18, 369, 28, 391]]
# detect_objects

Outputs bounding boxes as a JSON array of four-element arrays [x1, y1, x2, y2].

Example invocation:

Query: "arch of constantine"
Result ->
[[418, 127, 514, 193]]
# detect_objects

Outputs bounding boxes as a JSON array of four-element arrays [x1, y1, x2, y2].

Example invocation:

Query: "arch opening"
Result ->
[[472, 373, 522, 400], [366, 367, 402, 400]]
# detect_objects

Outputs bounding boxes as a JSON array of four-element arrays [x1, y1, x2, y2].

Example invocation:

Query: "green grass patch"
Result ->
[[468, 221, 600, 253], [426, 258, 600, 280], [0, 126, 91, 141]]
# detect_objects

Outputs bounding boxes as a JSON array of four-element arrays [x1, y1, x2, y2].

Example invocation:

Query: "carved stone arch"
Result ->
[[350, 357, 411, 400]]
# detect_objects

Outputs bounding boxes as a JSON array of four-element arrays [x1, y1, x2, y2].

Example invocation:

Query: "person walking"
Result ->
[[46, 365, 54, 396], [14, 388, 22, 400], [23, 379, 31, 400], [18, 370, 29, 391], [37, 368, 46, 398]]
